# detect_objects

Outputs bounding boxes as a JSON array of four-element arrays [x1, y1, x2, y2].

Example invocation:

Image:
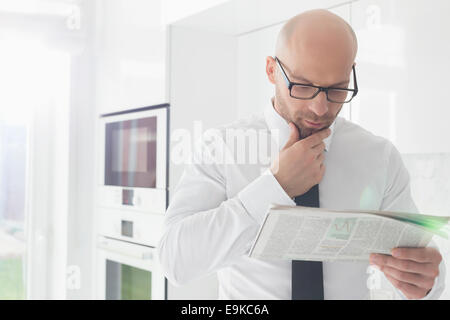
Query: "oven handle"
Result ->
[[97, 237, 155, 261]]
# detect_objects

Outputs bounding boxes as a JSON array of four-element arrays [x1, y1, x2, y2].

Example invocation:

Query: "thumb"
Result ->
[[282, 122, 300, 150]]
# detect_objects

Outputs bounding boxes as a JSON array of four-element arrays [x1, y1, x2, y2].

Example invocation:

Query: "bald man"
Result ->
[[158, 9, 446, 300]]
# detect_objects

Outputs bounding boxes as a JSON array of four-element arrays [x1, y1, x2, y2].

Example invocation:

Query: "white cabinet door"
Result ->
[[328, 4, 352, 121], [237, 23, 282, 120], [95, 0, 167, 115], [236, 3, 352, 121], [351, 0, 450, 154]]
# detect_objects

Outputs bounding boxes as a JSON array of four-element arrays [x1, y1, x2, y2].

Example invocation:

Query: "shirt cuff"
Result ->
[[238, 168, 295, 225]]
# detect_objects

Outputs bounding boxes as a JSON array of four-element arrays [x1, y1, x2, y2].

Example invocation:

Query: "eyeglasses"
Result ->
[[274, 56, 358, 104]]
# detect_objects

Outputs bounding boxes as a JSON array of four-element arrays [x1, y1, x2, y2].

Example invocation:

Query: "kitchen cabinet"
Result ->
[[236, 23, 283, 120], [329, 4, 352, 121], [351, 0, 450, 154], [94, 0, 167, 115]]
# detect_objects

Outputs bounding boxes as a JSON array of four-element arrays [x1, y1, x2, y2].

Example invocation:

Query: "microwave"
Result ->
[[98, 104, 169, 214], [97, 104, 169, 247]]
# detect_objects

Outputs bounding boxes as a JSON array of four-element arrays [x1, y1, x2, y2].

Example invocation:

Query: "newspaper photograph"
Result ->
[[249, 205, 450, 262]]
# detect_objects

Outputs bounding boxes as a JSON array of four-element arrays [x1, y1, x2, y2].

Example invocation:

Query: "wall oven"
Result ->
[[99, 104, 168, 215], [96, 236, 165, 300], [95, 104, 169, 300]]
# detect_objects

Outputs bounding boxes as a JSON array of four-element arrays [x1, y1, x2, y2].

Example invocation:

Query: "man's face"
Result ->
[[269, 54, 354, 139]]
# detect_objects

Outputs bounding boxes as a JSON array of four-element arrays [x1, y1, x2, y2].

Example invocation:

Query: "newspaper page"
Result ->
[[249, 205, 448, 262]]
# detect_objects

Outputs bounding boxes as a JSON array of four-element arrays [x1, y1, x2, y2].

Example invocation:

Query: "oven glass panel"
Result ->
[[105, 260, 152, 300], [105, 116, 157, 188]]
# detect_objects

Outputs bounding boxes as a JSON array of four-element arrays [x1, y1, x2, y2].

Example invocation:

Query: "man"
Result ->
[[158, 9, 445, 299]]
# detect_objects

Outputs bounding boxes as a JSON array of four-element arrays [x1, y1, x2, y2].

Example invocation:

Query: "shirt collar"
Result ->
[[264, 97, 335, 152]]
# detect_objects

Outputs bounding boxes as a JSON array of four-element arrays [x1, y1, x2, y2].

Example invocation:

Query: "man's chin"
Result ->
[[298, 124, 330, 139], [298, 126, 314, 139]]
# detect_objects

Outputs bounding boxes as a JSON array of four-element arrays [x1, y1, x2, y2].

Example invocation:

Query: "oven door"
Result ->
[[96, 236, 165, 300], [103, 107, 167, 189]]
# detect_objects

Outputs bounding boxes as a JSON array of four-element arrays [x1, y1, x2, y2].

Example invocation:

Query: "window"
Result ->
[[0, 122, 27, 299], [0, 0, 75, 298]]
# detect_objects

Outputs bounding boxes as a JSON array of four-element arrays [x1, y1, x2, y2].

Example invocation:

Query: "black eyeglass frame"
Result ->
[[274, 56, 358, 103]]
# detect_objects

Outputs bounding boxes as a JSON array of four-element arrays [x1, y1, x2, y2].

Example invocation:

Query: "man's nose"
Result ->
[[308, 90, 329, 117]]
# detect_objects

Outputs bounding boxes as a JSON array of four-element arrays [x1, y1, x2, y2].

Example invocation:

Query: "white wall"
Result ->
[[170, 0, 353, 35], [403, 153, 450, 299], [351, 0, 450, 154], [162, 0, 230, 25]]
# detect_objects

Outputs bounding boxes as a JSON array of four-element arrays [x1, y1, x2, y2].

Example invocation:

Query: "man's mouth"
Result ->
[[304, 120, 324, 129]]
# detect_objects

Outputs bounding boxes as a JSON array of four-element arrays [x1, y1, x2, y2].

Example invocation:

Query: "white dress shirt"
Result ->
[[158, 98, 446, 300]]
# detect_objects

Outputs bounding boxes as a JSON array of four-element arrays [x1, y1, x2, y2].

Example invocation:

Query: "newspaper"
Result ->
[[249, 205, 450, 262]]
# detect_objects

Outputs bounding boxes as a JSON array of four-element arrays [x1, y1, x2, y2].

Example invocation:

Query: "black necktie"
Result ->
[[291, 184, 324, 300]]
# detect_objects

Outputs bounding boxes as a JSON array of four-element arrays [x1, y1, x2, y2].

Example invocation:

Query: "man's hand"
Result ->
[[369, 247, 442, 299], [271, 123, 331, 198]]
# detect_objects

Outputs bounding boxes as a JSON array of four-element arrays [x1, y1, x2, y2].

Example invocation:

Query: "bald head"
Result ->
[[275, 9, 357, 77], [266, 9, 359, 139]]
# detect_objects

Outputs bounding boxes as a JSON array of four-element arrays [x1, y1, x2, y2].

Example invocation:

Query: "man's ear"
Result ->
[[266, 56, 277, 85]]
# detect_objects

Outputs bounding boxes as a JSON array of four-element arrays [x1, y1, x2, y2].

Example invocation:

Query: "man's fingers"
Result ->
[[316, 152, 325, 162], [282, 122, 300, 150], [392, 247, 442, 264], [320, 162, 325, 171], [384, 274, 429, 300], [381, 265, 435, 289], [370, 254, 439, 277], [313, 141, 326, 153]]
